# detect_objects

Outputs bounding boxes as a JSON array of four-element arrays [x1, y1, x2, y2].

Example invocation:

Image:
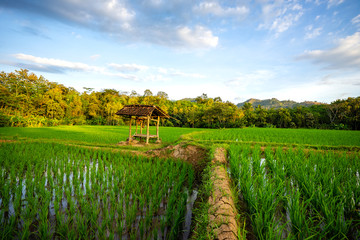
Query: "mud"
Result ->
[[148, 143, 208, 184], [208, 148, 239, 240]]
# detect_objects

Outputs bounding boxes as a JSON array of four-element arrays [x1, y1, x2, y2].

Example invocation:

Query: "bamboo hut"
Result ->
[[116, 105, 170, 144]]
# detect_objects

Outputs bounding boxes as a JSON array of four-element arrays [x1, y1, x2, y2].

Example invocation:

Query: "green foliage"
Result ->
[[1, 69, 359, 129], [0, 113, 10, 127]]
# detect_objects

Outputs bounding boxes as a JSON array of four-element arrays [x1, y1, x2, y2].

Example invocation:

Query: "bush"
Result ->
[[0, 113, 10, 127]]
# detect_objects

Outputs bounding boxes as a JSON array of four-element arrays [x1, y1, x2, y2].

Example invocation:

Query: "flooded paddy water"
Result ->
[[0, 142, 198, 239]]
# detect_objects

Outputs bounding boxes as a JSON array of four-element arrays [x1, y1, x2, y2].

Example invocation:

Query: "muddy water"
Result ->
[[183, 189, 198, 240]]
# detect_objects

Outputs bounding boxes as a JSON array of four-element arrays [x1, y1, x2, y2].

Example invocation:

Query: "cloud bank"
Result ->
[[297, 32, 360, 71], [1, 0, 310, 48], [10, 53, 205, 82]]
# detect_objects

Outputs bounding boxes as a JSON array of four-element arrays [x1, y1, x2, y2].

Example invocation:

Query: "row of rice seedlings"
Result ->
[[229, 145, 288, 239], [194, 128, 360, 147], [229, 144, 360, 239], [281, 148, 360, 239], [1, 126, 208, 145], [0, 142, 195, 239]]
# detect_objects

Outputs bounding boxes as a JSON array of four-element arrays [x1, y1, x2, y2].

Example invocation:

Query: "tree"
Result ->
[[255, 105, 268, 127], [276, 108, 292, 128], [242, 102, 256, 126]]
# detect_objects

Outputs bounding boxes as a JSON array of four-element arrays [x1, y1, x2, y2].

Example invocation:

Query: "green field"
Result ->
[[0, 125, 207, 147], [190, 127, 360, 149], [1, 126, 359, 148], [0, 126, 359, 239]]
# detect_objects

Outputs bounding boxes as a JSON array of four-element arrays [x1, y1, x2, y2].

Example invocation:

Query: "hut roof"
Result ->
[[116, 105, 170, 118]]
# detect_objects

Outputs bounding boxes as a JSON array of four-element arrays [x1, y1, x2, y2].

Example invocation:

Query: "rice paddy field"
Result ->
[[229, 144, 360, 239], [0, 126, 208, 148], [1, 126, 359, 239], [0, 142, 195, 239], [190, 128, 360, 149]]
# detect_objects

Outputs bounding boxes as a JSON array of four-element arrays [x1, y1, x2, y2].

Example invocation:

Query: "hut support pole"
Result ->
[[128, 117, 132, 142], [140, 121, 143, 134], [146, 115, 150, 144], [135, 119, 138, 134], [156, 116, 160, 141]]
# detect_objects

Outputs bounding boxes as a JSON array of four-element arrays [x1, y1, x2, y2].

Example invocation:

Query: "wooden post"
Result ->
[[146, 115, 150, 144], [156, 116, 160, 141], [135, 118, 138, 134], [128, 117, 132, 142], [140, 120, 143, 134]]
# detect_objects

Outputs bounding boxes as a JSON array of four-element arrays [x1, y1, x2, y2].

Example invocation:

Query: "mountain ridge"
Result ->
[[237, 98, 324, 109]]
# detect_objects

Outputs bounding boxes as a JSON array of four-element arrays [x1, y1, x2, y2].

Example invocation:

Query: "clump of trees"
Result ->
[[1, 69, 359, 130]]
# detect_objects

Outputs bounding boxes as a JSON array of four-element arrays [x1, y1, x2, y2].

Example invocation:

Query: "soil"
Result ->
[[147, 143, 208, 184], [0, 139, 15, 143], [117, 140, 162, 148], [208, 148, 239, 240]]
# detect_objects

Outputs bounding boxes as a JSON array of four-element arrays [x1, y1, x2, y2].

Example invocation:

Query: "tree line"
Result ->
[[1, 69, 359, 130]]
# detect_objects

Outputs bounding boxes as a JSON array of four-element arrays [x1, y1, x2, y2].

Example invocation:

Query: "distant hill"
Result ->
[[180, 98, 196, 102], [236, 98, 324, 109]]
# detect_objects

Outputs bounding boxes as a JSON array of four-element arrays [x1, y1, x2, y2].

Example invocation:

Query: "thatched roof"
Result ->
[[116, 105, 170, 118]]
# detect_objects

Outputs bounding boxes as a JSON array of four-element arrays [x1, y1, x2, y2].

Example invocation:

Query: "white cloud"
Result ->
[[258, 1, 304, 36], [305, 25, 322, 39], [13, 53, 104, 72], [44, 0, 135, 33], [297, 32, 360, 70], [194, 1, 249, 18], [105, 72, 139, 81], [177, 25, 219, 48], [90, 54, 101, 60], [352, 14, 360, 27], [327, 0, 344, 8], [270, 12, 303, 34], [1, 0, 223, 49], [3, 0, 233, 50], [269, 74, 360, 103], [109, 63, 149, 72], [231, 72, 360, 104], [11, 53, 207, 83]]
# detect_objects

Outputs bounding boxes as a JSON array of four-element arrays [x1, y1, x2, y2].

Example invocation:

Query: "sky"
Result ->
[[0, 0, 359, 104]]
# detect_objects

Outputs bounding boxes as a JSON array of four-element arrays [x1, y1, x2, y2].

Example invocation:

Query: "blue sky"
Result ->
[[0, 0, 359, 103]]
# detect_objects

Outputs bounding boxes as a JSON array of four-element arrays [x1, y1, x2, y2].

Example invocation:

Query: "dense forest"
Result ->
[[1, 69, 359, 130]]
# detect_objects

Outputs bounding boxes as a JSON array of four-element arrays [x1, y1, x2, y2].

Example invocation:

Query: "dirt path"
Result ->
[[208, 148, 239, 240]]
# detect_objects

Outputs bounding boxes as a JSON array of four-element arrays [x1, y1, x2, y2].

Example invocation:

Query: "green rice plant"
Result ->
[[0, 125, 208, 146], [287, 188, 316, 239], [192, 127, 360, 149], [229, 144, 360, 239], [0, 141, 195, 239]]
